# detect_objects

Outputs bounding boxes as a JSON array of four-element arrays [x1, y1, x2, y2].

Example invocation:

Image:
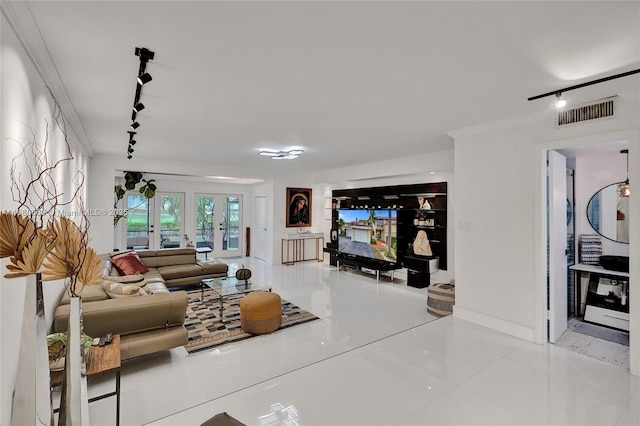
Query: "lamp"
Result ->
[[137, 72, 152, 85], [617, 149, 630, 197]]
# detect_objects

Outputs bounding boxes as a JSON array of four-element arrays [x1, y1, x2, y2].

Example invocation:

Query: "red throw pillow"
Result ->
[[112, 253, 149, 275]]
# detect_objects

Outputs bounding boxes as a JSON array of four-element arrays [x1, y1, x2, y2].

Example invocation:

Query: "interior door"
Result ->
[[255, 196, 268, 261], [549, 150, 568, 343]]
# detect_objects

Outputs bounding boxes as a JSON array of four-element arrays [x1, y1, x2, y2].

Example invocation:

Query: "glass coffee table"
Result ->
[[200, 277, 272, 322]]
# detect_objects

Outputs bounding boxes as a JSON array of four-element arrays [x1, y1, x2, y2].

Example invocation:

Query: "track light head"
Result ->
[[127, 154, 133, 160], [555, 93, 566, 109], [133, 102, 145, 113], [129, 139, 137, 146], [130, 121, 140, 130], [128, 146, 135, 153], [137, 72, 152, 85]]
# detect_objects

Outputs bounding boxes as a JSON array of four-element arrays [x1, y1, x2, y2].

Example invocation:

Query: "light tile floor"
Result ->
[[78, 259, 640, 426]]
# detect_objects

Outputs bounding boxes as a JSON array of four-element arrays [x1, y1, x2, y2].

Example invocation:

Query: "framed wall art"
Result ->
[[286, 187, 312, 227]]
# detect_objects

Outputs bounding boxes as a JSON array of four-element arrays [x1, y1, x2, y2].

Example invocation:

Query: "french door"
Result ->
[[194, 194, 242, 258], [154, 192, 185, 249]]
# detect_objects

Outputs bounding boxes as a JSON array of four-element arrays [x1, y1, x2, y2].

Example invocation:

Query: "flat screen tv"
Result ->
[[337, 209, 398, 263]]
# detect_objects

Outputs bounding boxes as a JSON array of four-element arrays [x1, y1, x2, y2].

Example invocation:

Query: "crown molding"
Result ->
[[2, 1, 95, 156]]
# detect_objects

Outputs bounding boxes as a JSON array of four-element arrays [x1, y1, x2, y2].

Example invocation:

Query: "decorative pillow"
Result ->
[[102, 281, 149, 298], [110, 249, 143, 262], [111, 253, 149, 275]]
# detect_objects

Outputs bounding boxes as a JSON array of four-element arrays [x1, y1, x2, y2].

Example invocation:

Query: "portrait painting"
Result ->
[[286, 187, 312, 227]]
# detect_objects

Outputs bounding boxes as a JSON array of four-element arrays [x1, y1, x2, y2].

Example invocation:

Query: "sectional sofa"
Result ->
[[53, 248, 229, 360]]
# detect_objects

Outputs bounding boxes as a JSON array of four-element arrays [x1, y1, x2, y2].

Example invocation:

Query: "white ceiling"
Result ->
[[12, 1, 640, 178]]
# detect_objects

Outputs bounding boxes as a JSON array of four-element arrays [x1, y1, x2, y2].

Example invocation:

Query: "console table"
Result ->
[[51, 334, 121, 425], [281, 232, 324, 265]]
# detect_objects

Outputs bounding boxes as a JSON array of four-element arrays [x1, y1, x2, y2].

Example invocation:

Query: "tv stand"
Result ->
[[336, 253, 400, 283]]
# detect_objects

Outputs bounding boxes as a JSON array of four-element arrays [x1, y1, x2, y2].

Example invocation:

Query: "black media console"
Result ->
[[336, 252, 401, 282]]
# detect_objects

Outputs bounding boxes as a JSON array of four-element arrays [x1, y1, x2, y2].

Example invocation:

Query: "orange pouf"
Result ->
[[240, 292, 282, 334]]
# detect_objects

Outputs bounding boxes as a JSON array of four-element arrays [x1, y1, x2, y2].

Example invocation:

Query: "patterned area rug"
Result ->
[[184, 289, 319, 354]]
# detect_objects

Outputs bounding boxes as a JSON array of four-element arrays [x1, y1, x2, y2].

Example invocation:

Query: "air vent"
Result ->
[[557, 97, 615, 126]]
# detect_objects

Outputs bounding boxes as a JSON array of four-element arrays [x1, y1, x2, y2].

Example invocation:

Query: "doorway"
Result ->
[[544, 141, 632, 369]]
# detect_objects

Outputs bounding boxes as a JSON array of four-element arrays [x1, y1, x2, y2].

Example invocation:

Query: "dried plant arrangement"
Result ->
[[0, 88, 101, 296]]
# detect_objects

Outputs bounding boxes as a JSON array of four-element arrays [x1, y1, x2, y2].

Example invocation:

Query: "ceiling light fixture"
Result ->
[[126, 47, 155, 159], [617, 149, 630, 197], [555, 93, 566, 109], [528, 68, 640, 106], [258, 149, 304, 160]]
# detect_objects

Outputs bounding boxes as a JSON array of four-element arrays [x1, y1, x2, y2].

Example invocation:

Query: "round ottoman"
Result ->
[[240, 292, 282, 334], [427, 280, 455, 317]]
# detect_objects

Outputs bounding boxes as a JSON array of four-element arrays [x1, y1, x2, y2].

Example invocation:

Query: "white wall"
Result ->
[[1, 14, 89, 423], [452, 100, 639, 374]]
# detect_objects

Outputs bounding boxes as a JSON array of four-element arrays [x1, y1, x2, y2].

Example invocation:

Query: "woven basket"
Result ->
[[427, 280, 455, 317]]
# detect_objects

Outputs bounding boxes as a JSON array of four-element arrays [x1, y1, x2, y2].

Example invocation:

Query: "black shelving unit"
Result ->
[[330, 182, 447, 284]]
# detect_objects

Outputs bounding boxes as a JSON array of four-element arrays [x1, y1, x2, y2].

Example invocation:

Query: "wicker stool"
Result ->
[[240, 292, 282, 334], [427, 280, 455, 317]]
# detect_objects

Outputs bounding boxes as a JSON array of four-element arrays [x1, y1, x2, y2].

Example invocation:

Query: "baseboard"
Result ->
[[453, 306, 536, 342]]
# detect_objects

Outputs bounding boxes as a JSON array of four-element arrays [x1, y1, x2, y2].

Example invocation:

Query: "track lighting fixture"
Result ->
[[126, 47, 155, 159], [528, 68, 640, 106], [258, 149, 304, 160], [555, 93, 566, 109], [137, 72, 152, 85]]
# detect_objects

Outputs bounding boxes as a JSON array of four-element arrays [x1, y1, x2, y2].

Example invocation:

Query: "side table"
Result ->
[[51, 334, 121, 425]]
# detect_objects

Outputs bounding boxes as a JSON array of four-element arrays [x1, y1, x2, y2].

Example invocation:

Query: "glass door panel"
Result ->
[[126, 194, 150, 249], [195, 195, 215, 250], [157, 193, 184, 249], [222, 196, 240, 253]]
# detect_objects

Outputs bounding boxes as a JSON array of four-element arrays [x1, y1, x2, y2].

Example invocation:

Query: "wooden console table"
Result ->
[[51, 334, 122, 425], [281, 232, 324, 265]]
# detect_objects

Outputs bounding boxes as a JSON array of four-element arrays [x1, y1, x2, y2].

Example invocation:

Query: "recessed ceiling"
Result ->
[[11, 1, 640, 178]]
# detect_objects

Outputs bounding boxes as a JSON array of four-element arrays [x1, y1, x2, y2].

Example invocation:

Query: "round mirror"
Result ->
[[586, 182, 629, 243]]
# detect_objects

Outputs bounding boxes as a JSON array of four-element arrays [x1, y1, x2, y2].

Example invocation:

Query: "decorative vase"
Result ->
[[58, 296, 90, 425], [11, 273, 54, 425]]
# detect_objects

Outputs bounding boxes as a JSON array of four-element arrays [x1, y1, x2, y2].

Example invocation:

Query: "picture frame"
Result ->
[[286, 187, 312, 227]]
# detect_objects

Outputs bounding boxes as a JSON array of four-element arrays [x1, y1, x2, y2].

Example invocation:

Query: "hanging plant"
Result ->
[[113, 173, 157, 226]]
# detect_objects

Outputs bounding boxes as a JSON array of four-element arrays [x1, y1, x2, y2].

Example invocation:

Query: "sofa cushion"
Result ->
[[103, 281, 149, 298], [59, 284, 109, 305], [138, 248, 197, 268], [198, 259, 229, 275], [157, 264, 204, 280], [112, 253, 150, 275]]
